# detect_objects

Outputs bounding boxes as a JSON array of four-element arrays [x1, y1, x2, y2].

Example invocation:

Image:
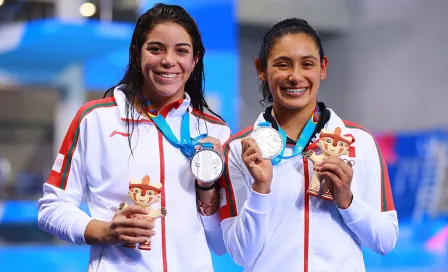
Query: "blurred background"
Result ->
[[0, 0, 447, 271]]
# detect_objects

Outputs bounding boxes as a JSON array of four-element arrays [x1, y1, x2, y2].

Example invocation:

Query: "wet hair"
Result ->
[[103, 3, 223, 152], [257, 18, 325, 105]]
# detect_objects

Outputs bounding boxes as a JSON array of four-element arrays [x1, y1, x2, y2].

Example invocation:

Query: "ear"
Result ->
[[192, 55, 199, 69], [320, 56, 328, 80], [255, 58, 266, 81]]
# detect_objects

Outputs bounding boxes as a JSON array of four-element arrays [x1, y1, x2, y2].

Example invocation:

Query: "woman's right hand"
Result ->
[[85, 205, 155, 245], [241, 138, 273, 194]]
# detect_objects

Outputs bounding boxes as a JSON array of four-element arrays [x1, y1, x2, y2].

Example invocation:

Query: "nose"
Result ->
[[140, 190, 146, 197], [161, 51, 176, 68], [332, 141, 338, 147], [288, 67, 305, 84]]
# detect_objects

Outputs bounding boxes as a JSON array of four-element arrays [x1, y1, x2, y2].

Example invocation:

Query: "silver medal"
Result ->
[[191, 148, 224, 183], [251, 123, 283, 159]]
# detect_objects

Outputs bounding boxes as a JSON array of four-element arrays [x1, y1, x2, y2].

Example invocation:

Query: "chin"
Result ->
[[156, 84, 184, 96], [278, 98, 313, 111]]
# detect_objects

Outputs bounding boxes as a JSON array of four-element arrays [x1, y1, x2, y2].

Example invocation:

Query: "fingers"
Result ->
[[241, 138, 265, 168], [115, 218, 155, 230], [323, 156, 352, 173], [241, 138, 257, 153], [319, 157, 353, 190], [243, 153, 264, 167], [242, 146, 263, 164], [120, 205, 149, 216], [112, 219, 156, 244], [320, 157, 353, 179], [241, 138, 262, 157], [319, 170, 340, 185], [319, 162, 347, 181], [199, 136, 221, 146], [118, 227, 155, 239], [198, 137, 224, 156], [118, 234, 152, 244]]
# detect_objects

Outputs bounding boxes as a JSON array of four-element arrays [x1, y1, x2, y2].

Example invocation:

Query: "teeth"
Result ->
[[158, 73, 177, 78], [285, 88, 307, 94]]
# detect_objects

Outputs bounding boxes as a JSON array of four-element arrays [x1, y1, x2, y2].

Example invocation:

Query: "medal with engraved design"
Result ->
[[250, 122, 283, 159], [191, 143, 224, 183]]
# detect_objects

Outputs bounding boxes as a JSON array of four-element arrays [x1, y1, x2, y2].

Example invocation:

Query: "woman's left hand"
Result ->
[[318, 156, 354, 209], [197, 136, 224, 157], [196, 137, 225, 187]]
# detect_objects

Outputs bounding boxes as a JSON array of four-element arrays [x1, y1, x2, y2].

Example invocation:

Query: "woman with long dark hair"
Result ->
[[38, 3, 230, 271]]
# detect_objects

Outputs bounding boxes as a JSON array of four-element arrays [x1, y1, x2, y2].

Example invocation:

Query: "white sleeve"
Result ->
[[199, 125, 232, 256], [200, 212, 227, 255], [220, 139, 271, 267], [338, 132, 399, 255], [37, 109, 92, 245]]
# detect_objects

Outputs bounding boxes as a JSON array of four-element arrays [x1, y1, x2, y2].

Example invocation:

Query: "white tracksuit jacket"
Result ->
[[37, 85, 231, 272], [218, 106, 399, 272]]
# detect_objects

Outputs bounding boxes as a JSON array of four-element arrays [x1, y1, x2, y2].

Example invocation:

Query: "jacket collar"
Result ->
[[113, 84, 192, 122]]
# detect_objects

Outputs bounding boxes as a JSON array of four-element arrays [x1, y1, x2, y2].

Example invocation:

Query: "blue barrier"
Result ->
[[0, 245, 243, 272], [0, 201, 89, 224], [1, 219, 447, 271]]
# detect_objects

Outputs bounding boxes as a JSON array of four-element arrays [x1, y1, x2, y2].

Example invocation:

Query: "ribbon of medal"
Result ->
[[145, 102, 206, 159], [270, 105, 320, 165]]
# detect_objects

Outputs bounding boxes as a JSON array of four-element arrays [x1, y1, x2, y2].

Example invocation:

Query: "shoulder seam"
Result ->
[[77, 97, 117, 122], [58, 97, 117, 190], [343, 120, 371, 134]]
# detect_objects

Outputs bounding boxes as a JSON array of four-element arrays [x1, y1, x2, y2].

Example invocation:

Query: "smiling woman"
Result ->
[[219, 18, 399, 272], [37, 3, 232, 272]]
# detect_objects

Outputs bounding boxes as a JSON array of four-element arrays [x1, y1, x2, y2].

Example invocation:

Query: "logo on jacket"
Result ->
[[52, 153, 65, 173]]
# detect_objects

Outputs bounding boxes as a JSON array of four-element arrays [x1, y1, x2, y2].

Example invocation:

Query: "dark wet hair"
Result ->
[[103, 3, 223, 152], [257, 18, 325, 105]]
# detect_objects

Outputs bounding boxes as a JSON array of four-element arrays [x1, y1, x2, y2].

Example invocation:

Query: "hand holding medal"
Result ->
[[192, 137, 225, 185], [245, 108, 320, 193], [241, 125, 276, 194]]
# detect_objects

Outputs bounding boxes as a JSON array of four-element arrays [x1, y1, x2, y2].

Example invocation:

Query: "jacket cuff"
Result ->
[[338, 194, 369, 224], [200, 211, 221, 230], [71, 213, 93, 245], [246, 189, 270, 213]]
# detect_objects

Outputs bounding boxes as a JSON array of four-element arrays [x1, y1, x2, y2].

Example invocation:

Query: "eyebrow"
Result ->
[[272, 55, 318, 62], [146, 41, 192, 48]]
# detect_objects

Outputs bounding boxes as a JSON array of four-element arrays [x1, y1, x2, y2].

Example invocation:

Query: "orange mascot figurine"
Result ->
[[121, 175, 167, 250], [305, 127, 355, 201]]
